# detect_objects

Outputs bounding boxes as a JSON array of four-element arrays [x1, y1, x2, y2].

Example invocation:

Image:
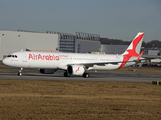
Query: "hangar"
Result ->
[[0, 30, 59, 59], [0, 30, 101, 60], [101, 44, 128, 54], [47, 31, 101, 53], [1, 29, 134, 61]]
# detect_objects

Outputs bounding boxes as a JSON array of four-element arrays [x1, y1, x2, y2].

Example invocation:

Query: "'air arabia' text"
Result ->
[[28, 54, 59, 61]]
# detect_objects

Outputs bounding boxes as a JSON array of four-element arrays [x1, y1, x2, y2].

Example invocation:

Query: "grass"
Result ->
[[0, 80, 160, 120]]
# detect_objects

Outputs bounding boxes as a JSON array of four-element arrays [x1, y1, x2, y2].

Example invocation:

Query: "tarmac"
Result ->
[[0, 65, 161, 82]]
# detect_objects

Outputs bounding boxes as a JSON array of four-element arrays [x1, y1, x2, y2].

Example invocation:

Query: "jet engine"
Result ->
[[39, 69, 57, 74], [67, 65, 85, 76]]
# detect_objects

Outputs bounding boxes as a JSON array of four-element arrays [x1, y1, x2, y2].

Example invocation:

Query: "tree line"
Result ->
[[100, 38, 161, 48]]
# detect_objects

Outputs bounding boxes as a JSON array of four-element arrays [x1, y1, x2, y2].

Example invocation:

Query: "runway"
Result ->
[[0, 65, 161, 82]]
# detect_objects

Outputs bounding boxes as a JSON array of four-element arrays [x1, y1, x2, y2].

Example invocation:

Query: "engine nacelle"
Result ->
[[39, 69, 56, 74], [67, 65, 85, 76]]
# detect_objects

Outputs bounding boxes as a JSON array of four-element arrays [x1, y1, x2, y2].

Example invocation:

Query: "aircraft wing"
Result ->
[[67, 60, 139, 68]]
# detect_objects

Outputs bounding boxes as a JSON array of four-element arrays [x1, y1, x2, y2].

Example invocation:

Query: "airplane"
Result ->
[[2, 32, 144, 78]]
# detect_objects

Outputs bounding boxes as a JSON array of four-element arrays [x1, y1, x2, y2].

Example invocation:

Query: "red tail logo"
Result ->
[[118, 33, 144, 69]]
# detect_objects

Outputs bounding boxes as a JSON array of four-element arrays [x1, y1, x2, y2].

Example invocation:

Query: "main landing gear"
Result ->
[[64, 71, 70, 77], [83, 73, 90, 78], [18, 68, 23, 76], [63, 71, 90, 78]]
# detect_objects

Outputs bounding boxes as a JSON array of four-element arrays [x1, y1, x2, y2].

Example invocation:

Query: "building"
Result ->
[[101, 45, 128, 54], [47, 31, 101, 53], [0, 30, 59, 59], [0, 30, 101, 60], [47, 31, 75, 53], [75, 32, 101, 53], [1, 29, 132, 60]]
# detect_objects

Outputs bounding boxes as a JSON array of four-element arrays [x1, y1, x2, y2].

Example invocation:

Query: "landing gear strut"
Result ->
[[83, 73, 90, 78], [64, 71, 70, 77], [18, 68, 23, 76]]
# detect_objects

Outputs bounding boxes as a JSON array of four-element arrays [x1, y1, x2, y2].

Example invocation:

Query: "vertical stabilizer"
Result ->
[[122, 32, 144, 57], [118, 32, 144, 69]]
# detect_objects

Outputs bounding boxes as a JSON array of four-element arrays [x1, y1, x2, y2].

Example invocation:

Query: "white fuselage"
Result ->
[[2, 51, 135, 71]]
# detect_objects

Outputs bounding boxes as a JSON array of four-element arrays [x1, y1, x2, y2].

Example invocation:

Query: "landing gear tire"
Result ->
[[18, 72, 22, 76], [83, 73, 90, 78], [18, 68, 23, 76], [64, 71, 70, 77]]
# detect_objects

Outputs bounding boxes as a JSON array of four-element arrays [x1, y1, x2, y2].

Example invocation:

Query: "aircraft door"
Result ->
[[22, 53, 27, 62]]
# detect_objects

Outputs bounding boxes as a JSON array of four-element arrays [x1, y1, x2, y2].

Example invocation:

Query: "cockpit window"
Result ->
[[7, 55, 11, 57], [7, 55, 18, 58]]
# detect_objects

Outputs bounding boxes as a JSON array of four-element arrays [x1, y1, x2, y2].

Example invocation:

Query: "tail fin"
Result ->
[[122, 32, 144, 57], [118, 32, 144, 69]]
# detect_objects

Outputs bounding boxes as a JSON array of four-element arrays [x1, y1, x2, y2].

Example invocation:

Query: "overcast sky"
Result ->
[[0, 0, 161, 42]]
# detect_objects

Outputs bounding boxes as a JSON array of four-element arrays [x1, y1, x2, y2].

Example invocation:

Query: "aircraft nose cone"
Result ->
[[2, 58, 8, 66], [2, 59, 5, 65]]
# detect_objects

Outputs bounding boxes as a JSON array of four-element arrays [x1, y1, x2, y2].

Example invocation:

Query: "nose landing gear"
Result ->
[[18, 68, 23, 76]]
